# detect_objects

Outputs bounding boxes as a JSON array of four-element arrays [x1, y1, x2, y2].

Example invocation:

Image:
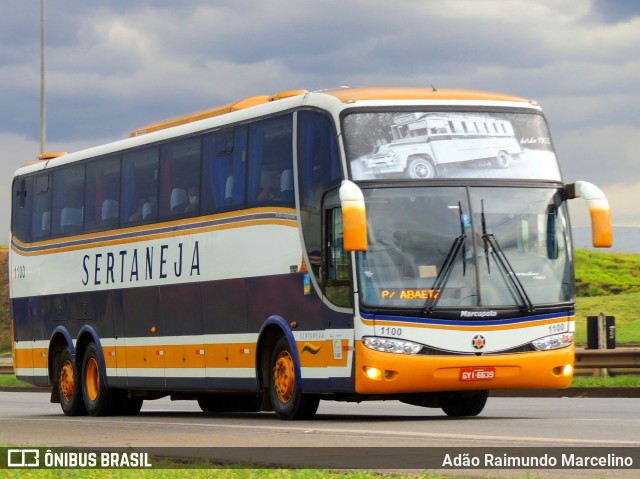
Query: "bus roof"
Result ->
[[128, 87, 535, 138], [320, 86, 533, 104], [129, 89, 308, 137], [21, 86, 539, 177]]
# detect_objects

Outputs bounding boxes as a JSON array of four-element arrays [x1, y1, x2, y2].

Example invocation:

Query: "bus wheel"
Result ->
[[407, 157, 436, 179], [438, 390, 489, 417], [269, 337, 319, 420], [493, 151, 511, 168], [57, 347, 86, 416], [81, 343, 117, 416]]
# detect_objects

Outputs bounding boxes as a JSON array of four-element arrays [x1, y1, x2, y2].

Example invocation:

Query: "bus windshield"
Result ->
[[343, 110, 561, 181], [357, 186, 572, 312]]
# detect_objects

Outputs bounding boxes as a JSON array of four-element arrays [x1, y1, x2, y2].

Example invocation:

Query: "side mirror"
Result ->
[[339, 180, 367, 252], [565, 181, 613, 248]]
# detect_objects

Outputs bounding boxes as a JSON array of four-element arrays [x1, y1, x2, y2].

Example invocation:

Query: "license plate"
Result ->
[[460, 367, 495, 381]]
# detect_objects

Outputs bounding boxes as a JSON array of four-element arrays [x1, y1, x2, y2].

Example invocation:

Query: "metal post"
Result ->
[[40, 0, 46, 155], [597, 312, 609, 378]]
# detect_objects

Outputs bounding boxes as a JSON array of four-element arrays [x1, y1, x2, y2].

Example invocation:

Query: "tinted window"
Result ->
[[11, 177, 31, 242], [85, 156, 121, 230], [159, 137, 201, 218], [121, 147, 159, 224], [31, 174, 51, 241], [297, 111, 342, 281], [51, 165, 85, 237], [202, 127, 247, 211], [247, 115, 294, 206]]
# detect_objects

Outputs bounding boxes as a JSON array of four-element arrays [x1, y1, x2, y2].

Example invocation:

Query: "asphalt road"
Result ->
[[1, 391, 638, 478]]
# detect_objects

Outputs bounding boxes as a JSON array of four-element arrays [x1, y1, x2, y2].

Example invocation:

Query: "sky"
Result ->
[[1, 0, 640, 242]]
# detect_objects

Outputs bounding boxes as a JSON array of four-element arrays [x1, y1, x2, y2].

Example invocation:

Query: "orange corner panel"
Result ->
[[354, 341, 574, 394]]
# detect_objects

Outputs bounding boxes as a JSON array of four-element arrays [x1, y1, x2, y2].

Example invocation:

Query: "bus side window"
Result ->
[[51, 165, 85, 237], [11, 176, 32, 243], [121, 147, 159, 224], [85, 156, 121, 231], [247, 114, 293, 206], [202, 127, 247, 211], [297, 110, 342, 284], [31, 173, 51, 241], [159, 137, 201, 218]]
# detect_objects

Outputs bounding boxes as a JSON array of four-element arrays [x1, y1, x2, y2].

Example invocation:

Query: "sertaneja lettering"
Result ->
[[82, 241, 200, 287]]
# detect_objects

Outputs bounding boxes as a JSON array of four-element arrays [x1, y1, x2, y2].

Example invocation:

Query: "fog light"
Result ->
[[563, 364, 573, 376], [365, 367, 382, 380]]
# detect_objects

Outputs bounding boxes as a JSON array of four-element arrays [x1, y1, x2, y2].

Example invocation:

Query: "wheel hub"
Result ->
[[59, 360, 75, 402], [85, 357, 100, 402], [273, 351, 295, 404]]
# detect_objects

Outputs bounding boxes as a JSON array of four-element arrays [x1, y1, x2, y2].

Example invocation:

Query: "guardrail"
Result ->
[[0, 365, 12, 375], [575, 348, 640, 369]]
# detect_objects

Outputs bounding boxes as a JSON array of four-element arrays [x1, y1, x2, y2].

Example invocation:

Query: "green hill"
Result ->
[[574, 249, 640, 344], [574, 249, 640, 296], [0, 249, 638, 354]]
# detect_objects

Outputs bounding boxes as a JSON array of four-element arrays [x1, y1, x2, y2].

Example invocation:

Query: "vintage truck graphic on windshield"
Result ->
[[360, 112, 523, 178]]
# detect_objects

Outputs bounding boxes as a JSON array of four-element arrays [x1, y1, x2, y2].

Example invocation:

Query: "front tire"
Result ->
[[438, 390, 489, 417], [492, 151, 511, 169], [57, 347, 86, 416], [269, 337, 319, 420]]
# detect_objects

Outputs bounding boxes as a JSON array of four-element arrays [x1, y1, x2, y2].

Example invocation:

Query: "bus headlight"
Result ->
[[532, 332, 574, 351], [363, 337, 423, 355]]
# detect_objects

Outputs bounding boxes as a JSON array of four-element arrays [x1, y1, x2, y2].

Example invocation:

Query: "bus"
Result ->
[[360, 112, 523, 178], [10, 87, 612, 420]]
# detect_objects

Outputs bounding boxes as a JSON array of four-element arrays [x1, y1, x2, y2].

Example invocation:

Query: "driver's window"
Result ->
[[324, 203, 353, 308]]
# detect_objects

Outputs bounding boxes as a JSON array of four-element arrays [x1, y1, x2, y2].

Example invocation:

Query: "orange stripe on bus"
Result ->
[[15, 340, 349, 373]]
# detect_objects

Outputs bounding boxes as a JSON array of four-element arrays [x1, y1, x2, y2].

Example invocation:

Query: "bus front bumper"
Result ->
[[354, 341, 574, 394]]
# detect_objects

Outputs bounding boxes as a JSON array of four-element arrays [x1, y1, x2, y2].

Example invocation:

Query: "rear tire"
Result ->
[[438, 390, 489, 417], [407, 157, 436, 179], [81, 342, 119, 416], [269, 337, 319, 420], [57, 347, 86, 416]]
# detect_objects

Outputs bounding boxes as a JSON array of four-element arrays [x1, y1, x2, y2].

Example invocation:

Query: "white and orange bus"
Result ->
[[10, 87, 612, 420]]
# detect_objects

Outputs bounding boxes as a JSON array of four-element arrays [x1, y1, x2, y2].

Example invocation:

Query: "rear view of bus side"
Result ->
[[10, 87, 612, 420]]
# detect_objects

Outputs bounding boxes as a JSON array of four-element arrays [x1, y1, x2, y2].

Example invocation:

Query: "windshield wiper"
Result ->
[[480, 200, 534, 312], [424, 202, 467, 314]]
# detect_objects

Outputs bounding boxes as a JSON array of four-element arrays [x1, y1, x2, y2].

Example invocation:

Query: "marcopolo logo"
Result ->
[[460, 310, 498, 318]]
